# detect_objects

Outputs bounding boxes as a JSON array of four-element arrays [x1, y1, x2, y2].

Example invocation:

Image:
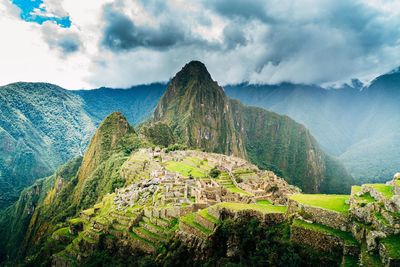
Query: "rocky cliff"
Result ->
[[152, 61, 353, 193]]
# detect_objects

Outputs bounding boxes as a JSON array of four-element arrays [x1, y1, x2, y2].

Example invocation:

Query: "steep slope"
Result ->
[[0, 157, 82, 262], [230, 100, 353, 193], [0, 82, 163, 210], [0, 82, 96, 210], [0, 112, 146, 264], [225, 83, 361, 156], [225, 71, 400, 183], [152, 61, 353, 193], [153, 61, 246, 157]]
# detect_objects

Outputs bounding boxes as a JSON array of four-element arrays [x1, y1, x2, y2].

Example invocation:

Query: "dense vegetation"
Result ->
[[0, 112, 150, 264], [0, 83, 164, 211], [152, 61, 353, 193], [0, 82, 96, 210], [225, 69, 400, 183], [46, 218, 341, 267]]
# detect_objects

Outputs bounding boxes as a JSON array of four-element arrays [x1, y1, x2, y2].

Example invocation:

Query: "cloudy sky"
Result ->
[[0, 0, 400, 89]]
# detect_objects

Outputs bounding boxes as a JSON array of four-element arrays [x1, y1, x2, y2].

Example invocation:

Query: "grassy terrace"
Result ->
[[164, 161, 206, 178], [216, 172, 252, 196], [53, 227, 72, 238], [290, 194, 350, 213], [217, 202, 287, 214], [292, 219, 357, 245], [256, 199, 272, 205], [351, 186, 361, 195], [381, 235, 400, 259], [365, 184, 394, 199], [198, 208, 220, 224], [129, 231, 155, 247], [180, 213, 213, 235]]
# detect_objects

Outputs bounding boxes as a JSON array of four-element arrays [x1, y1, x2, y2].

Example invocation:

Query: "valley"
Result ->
[[0, 61, 397, 267]]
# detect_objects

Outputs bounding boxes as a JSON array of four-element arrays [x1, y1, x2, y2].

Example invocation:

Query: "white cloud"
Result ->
[[0, 0, 399, 89]]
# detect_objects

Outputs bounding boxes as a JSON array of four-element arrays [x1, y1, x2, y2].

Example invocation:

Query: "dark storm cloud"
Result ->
[[57, 35, 81, 54], [92, 0, 400, 86], [207, 0, 273, 23], [101, 5, 186, 51], [100, 4, 220, 52], [42, 23, 82, 55], [222, 23, 247, 49]]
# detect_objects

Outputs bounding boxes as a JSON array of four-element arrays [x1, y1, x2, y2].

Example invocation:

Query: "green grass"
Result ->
[[365, 184, 394, 199], [351, 186, 361, 195], [354, 192, 375, 204], [164, 161, 206, 178], [217, 202, 287, 214], [198, 208, 220, 224], [227, 187, 252, 196], [136, 227, 164, 240], [184, 157, 212, 171], [69, 218, 86, 225], [180, 213, 212, 235], [374, 212, 390, 226], [53, 227, 72, 237], [381, 235, 400, 259], [93, 216, 109, 225], [256, 199, 272, 205], [292, 219, 357, 245], [290, 194, 350, 213], [395, 180, 400, 187], [140, 220, 163, 232], [129, 231, 155, 247], [216, 172, 252, 196], [81, 208, 95, 216]]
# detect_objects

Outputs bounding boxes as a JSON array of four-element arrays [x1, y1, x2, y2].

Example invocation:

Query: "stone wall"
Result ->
[[219, 208, 285, 226], [179, 221, 209, 239], [291, 224, 343, 253], [287, 199, 349, 231], [195, 213, 215, 231]]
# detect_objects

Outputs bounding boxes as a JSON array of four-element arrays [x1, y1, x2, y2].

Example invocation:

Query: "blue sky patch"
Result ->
[[12, 0, 71, 28]]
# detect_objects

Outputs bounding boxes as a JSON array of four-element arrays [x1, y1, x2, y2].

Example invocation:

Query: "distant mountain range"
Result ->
[[225, 68, 400, 183], [0, 63, 398, 210], [0, 61, 353, 264], [150, 61, 352, 193]]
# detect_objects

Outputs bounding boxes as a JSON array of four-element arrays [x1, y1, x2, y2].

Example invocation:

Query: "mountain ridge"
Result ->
[[151, 60, 353, 193]]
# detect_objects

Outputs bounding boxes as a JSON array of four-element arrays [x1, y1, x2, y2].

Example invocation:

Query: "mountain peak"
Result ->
[[153, 61, 245, 157], [174, 60, 213, 84], [77, 112, 132, 181]]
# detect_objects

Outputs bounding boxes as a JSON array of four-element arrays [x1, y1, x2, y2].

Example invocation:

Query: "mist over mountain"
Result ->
[[225, 68, 400, 183], [149, 61, 353, 193]]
